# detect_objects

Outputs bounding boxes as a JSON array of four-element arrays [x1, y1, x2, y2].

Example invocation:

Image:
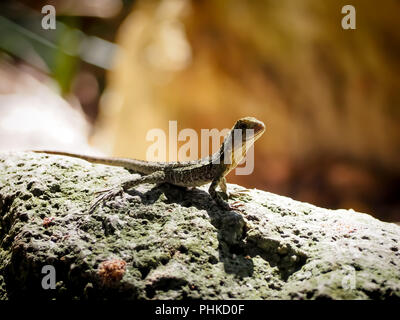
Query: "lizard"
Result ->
[[32, 117, 266, 213]]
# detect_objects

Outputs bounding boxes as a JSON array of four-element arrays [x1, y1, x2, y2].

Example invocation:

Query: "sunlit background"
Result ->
[[0, 0, 399, 222]]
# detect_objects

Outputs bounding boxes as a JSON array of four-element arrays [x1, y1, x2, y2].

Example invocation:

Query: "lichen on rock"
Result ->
[[0, 152, 399, 300]]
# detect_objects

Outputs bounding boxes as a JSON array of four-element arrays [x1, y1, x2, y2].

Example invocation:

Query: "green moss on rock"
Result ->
[[0, 152, 399, 300]]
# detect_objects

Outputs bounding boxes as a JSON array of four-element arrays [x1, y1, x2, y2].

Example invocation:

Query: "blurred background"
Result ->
[[0, 0, 399, 222]]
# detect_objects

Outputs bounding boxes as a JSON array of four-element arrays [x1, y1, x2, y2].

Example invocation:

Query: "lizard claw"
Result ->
[[230, 201, 246, 211], [89, 186, 124, 213], [217, 199, 233, 211]]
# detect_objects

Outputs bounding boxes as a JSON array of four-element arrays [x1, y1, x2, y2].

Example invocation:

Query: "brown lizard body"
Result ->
[[33, 117, 265, 211]]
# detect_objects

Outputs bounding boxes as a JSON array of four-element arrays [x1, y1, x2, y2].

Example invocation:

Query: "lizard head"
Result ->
[[232, 117, 266, 144], [221, 117, 266, 170]]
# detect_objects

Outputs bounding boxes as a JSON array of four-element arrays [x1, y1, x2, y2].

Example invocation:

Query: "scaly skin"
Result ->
[[33, 117, 266, 212]]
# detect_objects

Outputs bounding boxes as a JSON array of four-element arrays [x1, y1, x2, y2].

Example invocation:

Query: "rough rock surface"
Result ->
[[0, 152, 399, 300]]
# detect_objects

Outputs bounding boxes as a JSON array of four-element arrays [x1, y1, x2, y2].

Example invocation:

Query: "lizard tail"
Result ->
[[31, 150, 160, 174]]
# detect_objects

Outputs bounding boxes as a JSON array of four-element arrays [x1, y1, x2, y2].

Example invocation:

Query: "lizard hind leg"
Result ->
[[89, 187, 124, 214], [89, 171, 166, 213]]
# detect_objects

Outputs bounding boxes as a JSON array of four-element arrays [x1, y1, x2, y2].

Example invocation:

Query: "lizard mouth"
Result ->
[[243, 117, 266, 143], [253, 119, 266, 139]]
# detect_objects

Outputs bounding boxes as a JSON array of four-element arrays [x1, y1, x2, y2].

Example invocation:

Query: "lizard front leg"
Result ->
[[208, 176, 231, 211], [219, 177, 228, 199], [90, 170, 165, 213]]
